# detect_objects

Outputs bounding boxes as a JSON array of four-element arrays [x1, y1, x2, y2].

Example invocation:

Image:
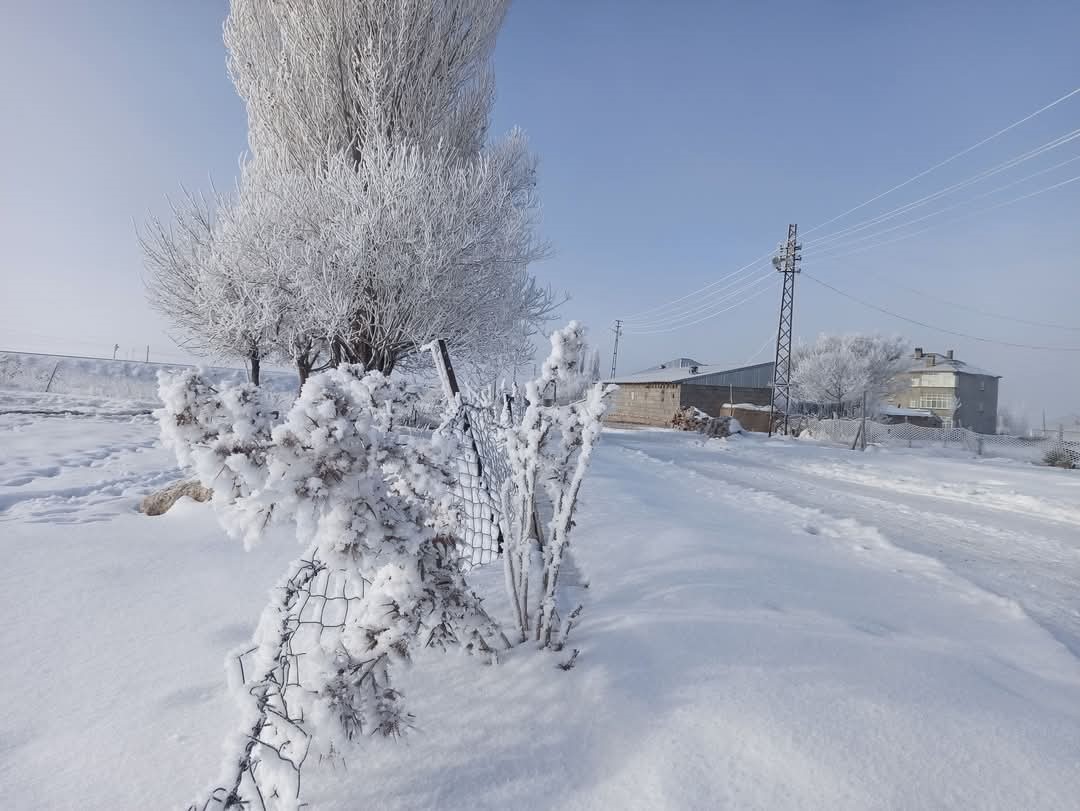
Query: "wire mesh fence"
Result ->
[[445, 399, 512, 570], [198, 385, 518, 809], [802, 417, 1079, 467]]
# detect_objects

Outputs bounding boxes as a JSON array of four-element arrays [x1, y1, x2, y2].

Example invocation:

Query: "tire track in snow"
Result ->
[[756, 455, 1080, 530], [614, 433, 1080, 660]]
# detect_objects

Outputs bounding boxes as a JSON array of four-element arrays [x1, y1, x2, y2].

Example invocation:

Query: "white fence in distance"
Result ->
[[802, 418, 1079, 467]]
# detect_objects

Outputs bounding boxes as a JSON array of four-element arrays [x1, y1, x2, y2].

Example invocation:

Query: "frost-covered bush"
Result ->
[[498, 322, 613, 648], [159, 365, 507, 810]]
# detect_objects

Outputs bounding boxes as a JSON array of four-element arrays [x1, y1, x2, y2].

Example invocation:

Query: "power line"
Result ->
[[634, 156, 1080, 333], [804, 153, 1080, 259], [623, 263, 773, 328], [849, 273, 1080, 332], [619, 86, 1080, 333], [742, 331, 777, 365], [803, 127, 1080, 250], [801, 85, 1080, 237], [623, 275, 778, 335], [802, 271, 1080, 351], [804, 171, 1080, 264], [622, 251, 776, 322]]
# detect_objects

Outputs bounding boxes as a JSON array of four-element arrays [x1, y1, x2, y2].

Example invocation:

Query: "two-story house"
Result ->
[[893, 348, 1000, 433]]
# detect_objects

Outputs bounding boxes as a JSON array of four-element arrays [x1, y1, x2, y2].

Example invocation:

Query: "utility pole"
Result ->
[[609, 319, 623, 380], [145, 345, 150, 363], [768, 224, 801, 437]]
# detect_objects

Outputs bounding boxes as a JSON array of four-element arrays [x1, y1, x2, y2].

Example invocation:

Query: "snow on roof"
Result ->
[[639, 357, 704, 372], [610, 361, 770, 385], [723, 402, 773, 412], [883, 406, 935, 417], [905, 356, 999, 377]]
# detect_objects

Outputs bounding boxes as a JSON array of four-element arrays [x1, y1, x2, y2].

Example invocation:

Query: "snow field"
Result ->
[[2, 393, 1080, 809], [0, 350, 299, 405]]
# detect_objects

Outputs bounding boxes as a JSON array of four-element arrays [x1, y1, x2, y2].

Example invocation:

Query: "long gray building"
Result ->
[[607, 359, 775, 426]]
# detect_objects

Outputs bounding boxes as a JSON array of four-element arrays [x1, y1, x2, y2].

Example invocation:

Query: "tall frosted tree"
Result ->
[[144, 0, 555, 382]]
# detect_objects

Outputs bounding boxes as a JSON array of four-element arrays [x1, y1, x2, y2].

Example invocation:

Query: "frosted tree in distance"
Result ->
[[159, 366, 508, 810], [498, 323, 613, 648], [791, 333, 909, 416]]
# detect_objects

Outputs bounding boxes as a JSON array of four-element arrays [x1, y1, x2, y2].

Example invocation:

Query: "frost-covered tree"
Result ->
[[268, 135, 553, 377], [791, 333, 909, 415], [497, 322, 613, 648], [159, 366, 508, 809], [223, 0, 506, 172], [141, 181, 287, 385], [143, 0, 555, 384]]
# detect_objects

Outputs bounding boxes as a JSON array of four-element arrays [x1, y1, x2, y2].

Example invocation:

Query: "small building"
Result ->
[[880, 406, 942, 428], [607, 361, 775, 427], [890, 348, 1000, 434]]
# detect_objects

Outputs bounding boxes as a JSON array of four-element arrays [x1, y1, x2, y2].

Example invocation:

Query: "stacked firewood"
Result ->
[[671, 406, 738, 438]]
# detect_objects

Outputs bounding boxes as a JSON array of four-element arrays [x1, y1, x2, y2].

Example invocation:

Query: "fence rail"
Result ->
[[802, 417, 1079, 467]]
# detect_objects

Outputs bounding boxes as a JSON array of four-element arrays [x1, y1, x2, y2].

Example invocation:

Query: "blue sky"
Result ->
[[2, 1, 1078, 418]]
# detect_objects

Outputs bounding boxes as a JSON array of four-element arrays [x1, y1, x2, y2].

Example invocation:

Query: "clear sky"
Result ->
[[2, 1, 1078, 420]]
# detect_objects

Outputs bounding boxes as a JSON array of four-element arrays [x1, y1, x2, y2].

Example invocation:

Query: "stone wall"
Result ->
[[608, 383, 775, 428], [608, 383, 682, 426]]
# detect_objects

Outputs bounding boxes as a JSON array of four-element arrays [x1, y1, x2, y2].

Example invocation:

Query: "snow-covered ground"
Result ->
[[3, 390, 1080, 809], [0, 350, 299, 404]]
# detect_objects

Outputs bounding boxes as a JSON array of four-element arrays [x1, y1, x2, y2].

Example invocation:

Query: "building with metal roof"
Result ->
[[608, 360, 775, 427], [611, 361, 774, 389]]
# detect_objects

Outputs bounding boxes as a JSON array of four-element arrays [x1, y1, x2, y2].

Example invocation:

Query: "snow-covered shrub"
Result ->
[[159, 365, 508, 810], [498, 323, 613, 648]]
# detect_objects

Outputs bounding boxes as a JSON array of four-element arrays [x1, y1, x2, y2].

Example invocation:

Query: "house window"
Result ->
[[919, 392, 954, 410], [979, 380, 986, 391], [978, 402, 984, 413]]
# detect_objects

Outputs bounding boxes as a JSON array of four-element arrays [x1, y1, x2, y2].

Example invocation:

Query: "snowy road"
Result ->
[[612, 429, 1080, 658], [2, 398, 1080, 809]]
